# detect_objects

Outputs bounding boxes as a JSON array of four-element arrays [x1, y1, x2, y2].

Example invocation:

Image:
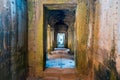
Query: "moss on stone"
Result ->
[[110, 71, 117, 80], [27, 1, 34, 28]]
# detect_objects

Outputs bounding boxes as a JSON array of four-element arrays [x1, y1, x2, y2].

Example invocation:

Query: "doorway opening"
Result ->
[[43, 4, 77, 69], [57, 33, 65, 48]]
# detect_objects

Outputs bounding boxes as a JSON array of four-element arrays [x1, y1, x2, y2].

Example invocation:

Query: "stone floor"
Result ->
[[46, 58, 75, 68], [43, 68, 80, 80], [27, 68, 80, 80], [116, 55, 120, 79], [46, 49, 75, 68], [44, 49, 79, 80], [27, 49, 79, 80]]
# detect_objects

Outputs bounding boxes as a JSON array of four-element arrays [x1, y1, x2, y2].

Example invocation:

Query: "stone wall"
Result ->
[[28, 0, 43, 77], [93, 0, 120, 80], [0, 0, 28, 80], [28, 0, 78, 77], [27, 0, 120, 80], [27, 0, 93, 79]]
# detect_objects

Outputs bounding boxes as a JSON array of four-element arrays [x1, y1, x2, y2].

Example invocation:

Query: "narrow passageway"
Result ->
[[0, 0, 120, 80], [46, 48, 75, 68], [43, 3, 76, 72], [43, 68, 79, 80], [27, 68, 79, 80]]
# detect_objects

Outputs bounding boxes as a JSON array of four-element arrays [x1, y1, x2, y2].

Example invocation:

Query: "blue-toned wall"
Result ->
[[0, 0, 28, 80]]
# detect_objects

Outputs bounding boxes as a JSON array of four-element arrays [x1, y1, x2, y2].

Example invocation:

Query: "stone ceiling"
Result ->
[[44, 4, 77, 27]]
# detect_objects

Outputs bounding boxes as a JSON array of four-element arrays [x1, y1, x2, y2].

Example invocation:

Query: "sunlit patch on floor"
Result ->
[[46, 58, 75, 68]]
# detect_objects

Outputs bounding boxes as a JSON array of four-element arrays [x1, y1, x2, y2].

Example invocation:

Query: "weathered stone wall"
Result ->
[[28, 0, 43, 77], [0, 0, 28, 80], [1, 0, 120, 79], [28, 0, 78, 77], [27, 0, 93, 79], [27, 0, 120, 80], [74, 1, 95, 80], [93, 0, 120, 80], [115, 1, 120, 79]]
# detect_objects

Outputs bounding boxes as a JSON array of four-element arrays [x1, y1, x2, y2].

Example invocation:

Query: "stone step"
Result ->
[[43, 76, 80, 80], [27, 77, 43, 80], [43, 73, 79, 80], [27, 68, 80, 80], [43, 77, 60, 80]]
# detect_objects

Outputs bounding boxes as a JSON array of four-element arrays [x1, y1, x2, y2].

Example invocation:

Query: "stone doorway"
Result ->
[[57, 33, 65, 48], [43, 4, 77, 69]]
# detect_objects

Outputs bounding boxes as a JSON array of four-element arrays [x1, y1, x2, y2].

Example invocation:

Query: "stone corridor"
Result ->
[[27, 68, 79, 80], [46, 48, 75, 68], [0, 0, 120, 80]]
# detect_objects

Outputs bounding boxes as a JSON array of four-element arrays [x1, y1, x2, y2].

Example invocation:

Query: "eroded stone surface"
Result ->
[[0, 0, 120, 80]]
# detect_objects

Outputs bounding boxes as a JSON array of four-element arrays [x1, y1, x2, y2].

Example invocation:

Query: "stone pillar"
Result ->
[[75, 1, 90, 77], [68, 27, 72, 49], [47, 25, 51, 53], [50, 28, 54, 50]]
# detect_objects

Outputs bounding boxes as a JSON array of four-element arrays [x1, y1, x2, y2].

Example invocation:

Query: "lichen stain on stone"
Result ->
[[28, 1, 35, 29], [75, 2, 90, 75], [27, 0, 120, 79], [43, 0, 77, 4]]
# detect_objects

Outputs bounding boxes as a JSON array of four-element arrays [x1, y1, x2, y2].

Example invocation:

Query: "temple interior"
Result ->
[[0, 0, 120, 80]]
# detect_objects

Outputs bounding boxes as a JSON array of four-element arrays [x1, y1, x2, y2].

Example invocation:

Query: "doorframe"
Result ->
[[43, 4, 77, 70], [57, 33, 65, 48]]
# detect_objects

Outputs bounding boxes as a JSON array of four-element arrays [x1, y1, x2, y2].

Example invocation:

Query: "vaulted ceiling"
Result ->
[[44, 4, 77, 27]]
